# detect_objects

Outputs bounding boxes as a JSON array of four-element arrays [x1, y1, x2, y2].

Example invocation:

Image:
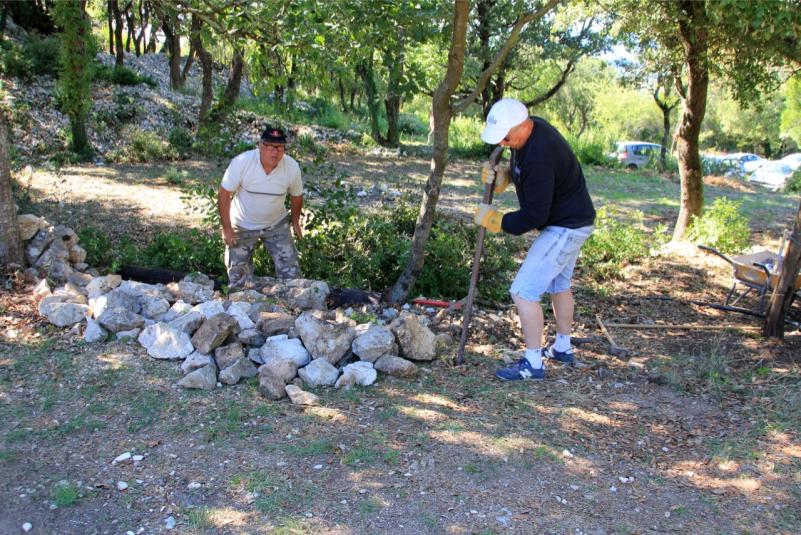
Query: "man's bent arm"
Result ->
[[218, 187, 235, 245], [290, 194, 303, 238]]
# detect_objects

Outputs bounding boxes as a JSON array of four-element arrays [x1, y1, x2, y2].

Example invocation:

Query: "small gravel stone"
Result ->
[[117, 481, 129, 491], [113, 452, 131, 464], [22, 523, 33, 532]]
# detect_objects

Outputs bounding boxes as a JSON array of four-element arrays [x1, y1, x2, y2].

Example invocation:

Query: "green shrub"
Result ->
[[139, 229, 225, 275], [398, 113, 427, 136], [785, 168, 801, 193], [93, 63, 157, 87], [1, 39, 33, 79], [448, 115, 491, 159], [181, 180, 221, 228], [687, 197, 750, 254], [1, 35, 61, 79], [178, 163, 520, 301], [25, 35, 61, 76], [565, 133, 615, 167], [108, 127, 178, 163], [168, 127, 193, 158], [296, 181, 518, 301], [77, 227, 137, 271], [295, 133, 326, 158], [164, 167, 187, 185], [581, 206, 663, 280]]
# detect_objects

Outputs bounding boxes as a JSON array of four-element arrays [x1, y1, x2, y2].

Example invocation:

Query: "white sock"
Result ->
[[524, 348, 543, 369], [554, 332, 571, 352]]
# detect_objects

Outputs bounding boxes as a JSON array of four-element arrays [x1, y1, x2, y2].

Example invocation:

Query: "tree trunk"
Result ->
[[136, 0, 147, 54], [221, 48, 244, 109], [0, 1, 7, 39], [179, 48, 195, 85], [763, 203, 801, 339], [654, 90, 675, 172], [124, 5, 133, 53], [383, 50, 403, 147], [111, 0, 124, 66], [386, 0, 469, 304], [209, 48, 244, 122], [338, 77, 348, 112], [194, 28, 213, 125], [672, 0, 709, 241], [477, 0, 493, 117], [356, 55, 386, 146], [107, 0, 114, 54], [0, 110, 23, 268], [164, 13, 181, 89]]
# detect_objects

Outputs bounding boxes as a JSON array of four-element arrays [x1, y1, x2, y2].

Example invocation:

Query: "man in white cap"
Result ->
[[475, 98, 595, 381]]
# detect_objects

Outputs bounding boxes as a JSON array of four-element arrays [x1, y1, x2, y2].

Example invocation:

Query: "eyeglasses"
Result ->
[[260, 142, 285, 152]]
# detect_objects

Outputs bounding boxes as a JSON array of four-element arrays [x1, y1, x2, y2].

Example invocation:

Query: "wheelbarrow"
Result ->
[[699, 240, 801, 314]]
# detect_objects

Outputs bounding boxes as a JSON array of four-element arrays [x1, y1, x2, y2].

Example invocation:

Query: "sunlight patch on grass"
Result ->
[[303, 406, 348, 424], [563, 407, 619, 427], [186, 506, 252, 531], [396, 405, 448, 422], [409, 392, 467, 411]]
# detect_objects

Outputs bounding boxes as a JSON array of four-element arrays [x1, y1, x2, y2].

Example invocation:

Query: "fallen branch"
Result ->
[[605, 323, 761, 331]]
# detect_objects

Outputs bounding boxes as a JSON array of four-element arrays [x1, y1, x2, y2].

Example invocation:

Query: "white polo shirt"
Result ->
[[220, 149, 303, 230]]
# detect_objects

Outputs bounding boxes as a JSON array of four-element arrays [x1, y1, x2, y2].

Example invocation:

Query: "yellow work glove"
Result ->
[[473, 203, 503, 233], [480, 163, 511, 193]]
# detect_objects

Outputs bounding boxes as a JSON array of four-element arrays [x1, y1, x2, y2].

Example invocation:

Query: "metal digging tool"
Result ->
[[596, 314, 630, 359], [455, 145, 505, 365]]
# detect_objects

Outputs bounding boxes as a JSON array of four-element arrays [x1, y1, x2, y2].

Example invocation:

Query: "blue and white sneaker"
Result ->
[[495, 358, 545, 381], [544, 345, 575, 366]]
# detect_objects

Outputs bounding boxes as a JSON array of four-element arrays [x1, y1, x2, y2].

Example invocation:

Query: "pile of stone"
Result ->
[[34, 269, 450, 405], [17, 211, 89, 282]]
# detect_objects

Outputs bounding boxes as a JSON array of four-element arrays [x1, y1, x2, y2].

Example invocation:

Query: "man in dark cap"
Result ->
[[218, 125, 303, 289]]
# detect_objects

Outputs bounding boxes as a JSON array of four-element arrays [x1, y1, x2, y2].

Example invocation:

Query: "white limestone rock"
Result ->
[[351, 324, 395, 363], [260, 335, 310, 367], [335, 361, 377, 389], [297, 358, 339, 387], [285, 384, 320, 406]]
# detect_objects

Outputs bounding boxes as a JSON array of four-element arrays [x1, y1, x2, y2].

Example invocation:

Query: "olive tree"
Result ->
[[53, 0, 95, 158]]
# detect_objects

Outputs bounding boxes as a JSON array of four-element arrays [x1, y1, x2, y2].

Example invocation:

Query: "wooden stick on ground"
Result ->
[[605, 323, 762, 331]]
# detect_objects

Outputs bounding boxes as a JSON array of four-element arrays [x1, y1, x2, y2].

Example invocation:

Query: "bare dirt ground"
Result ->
[[2, 151, 801, 534]]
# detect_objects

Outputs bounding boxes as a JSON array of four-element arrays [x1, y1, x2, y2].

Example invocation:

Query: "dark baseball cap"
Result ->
[[261, 125, 287, 144]]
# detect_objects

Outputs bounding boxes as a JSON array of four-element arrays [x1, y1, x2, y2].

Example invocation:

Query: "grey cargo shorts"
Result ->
[[224, 216, 301, 288]]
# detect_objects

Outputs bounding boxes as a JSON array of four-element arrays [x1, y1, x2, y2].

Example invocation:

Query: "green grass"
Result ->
[[583, 165, 800, 233], [358, 496, 383, 515], [51, 481, 80, 507], [127, 390, 165, 432], [185, 507, 214, 532], [286, 439, 335, 457]]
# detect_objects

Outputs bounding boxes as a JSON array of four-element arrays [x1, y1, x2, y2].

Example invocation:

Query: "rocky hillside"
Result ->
[[4, 51, 355, 163]]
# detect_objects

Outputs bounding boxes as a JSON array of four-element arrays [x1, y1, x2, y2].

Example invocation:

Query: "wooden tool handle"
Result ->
[[596, 314, 617, 346]]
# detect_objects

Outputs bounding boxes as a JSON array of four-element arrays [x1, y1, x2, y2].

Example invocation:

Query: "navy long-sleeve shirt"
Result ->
[[500, 117, 595, 235]]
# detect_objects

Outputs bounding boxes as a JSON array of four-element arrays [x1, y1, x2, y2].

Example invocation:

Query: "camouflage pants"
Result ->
[[225, 217, 300, 289]]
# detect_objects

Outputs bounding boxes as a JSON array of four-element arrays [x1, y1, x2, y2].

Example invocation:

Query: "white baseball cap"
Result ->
[[480, 98, 529, 144]]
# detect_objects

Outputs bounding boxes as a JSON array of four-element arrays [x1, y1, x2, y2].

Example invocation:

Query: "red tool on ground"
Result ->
[[455, 145, 505, 365]]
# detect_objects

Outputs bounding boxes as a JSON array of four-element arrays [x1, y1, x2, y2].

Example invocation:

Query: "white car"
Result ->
[[779, 152, 801, 170], [748, 160, 796, 191]]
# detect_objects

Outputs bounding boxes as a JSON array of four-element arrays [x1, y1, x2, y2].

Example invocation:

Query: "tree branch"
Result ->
[[524, 58, 575, 108], [453, 0, 561, 113]]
